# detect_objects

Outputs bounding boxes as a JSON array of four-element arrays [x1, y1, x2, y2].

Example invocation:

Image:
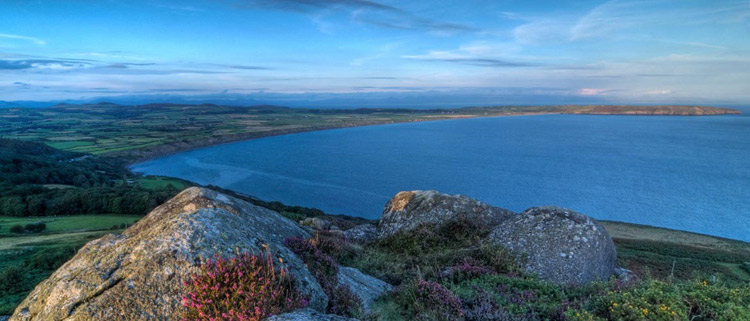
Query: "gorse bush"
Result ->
[[284, 235, 363, 318], [9, 224, 24, 234], [567, 279, 750, 321], [181, 252, 308, 321]]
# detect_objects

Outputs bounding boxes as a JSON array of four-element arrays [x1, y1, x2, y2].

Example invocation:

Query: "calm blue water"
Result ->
[[131, 112, 750, 241]]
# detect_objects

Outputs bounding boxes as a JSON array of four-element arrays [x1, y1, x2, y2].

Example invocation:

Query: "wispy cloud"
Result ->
[[229, 0, 476, 34], [0, 33, 46, 45], [404, 42, 531, 67], [0, 59, 90, 70]]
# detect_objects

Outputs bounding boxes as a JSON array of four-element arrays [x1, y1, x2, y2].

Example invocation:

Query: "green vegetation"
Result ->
[[0, 214, 138, 314], [0, 139, 183, 217], [327, 219, 750, 320], [0, 215, 140, 236], [601, 221, 750, 282], [344, 217, 518, 285]]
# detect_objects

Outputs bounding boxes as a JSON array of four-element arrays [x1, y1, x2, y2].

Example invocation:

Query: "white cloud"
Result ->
[[578, 88, 607, 96], [0, 33, 46, 45]]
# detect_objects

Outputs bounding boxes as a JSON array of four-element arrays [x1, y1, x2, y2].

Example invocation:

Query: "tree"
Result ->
[[9, 225, 24, 234]]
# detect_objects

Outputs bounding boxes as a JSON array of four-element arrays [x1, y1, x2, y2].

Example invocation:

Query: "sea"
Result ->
[[131, 109, 750, 242]]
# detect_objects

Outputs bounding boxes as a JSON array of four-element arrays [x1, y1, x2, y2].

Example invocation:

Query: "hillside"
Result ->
[[8, 188, 750, 320]]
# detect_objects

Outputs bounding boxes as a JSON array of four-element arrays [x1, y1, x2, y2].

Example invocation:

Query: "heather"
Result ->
[[346, 217, 519, 284], [284, 235, 364, 318], [181, 252, 308, 321]]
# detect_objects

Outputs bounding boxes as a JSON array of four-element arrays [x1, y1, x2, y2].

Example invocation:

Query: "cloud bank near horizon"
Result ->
[[1, 0, 749, 105]]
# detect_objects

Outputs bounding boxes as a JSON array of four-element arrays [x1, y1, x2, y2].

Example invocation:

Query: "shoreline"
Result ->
[[121, 108, 740, 167], [122, 111, 555, 167]]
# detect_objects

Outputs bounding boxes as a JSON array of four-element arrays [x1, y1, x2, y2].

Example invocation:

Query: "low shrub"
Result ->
[[439, 261, 494, 283], [570, 279, 750, 321], [680, 279, 750, 321], [349, 217, 518, 285], [24, 222, 46, 233], [0, 265, 24, 293], [284, 236, 363, 317], [743, 262, 750, 275], [461, 288, 540, 321], [384, 280, 464, 321], [311, 232, 360, 263], [9, 224, 24, 234], [27, 247, 77, 270], [581, 280, 686, 321], [181, 252, 308, 321]]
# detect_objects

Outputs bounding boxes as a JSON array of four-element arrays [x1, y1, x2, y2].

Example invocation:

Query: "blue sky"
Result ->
[[2, 0, 749, 106]]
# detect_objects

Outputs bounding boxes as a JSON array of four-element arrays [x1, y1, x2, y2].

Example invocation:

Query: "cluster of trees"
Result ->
[[7, 223, 46, 234], [0, 184, 178, 217], [0, 138, 179, 217]]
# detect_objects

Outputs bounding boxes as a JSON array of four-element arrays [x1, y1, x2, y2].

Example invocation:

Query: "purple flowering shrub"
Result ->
[[181, 252, 308, 321], [440, 261, 494, 283], [284, 236, 363, 317], [387, 280, 464, 321]]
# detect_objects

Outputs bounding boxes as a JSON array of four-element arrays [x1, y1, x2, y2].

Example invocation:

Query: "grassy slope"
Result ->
[[602, 221, 750, 282], [0, 215, 140, 314]]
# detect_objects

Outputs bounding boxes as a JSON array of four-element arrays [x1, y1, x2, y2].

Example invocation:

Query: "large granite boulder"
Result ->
[[10, 187, 327, 321], [487, 206, 617, 284], [342, 224, 378, 244], [337, 267, 392, 312], [378, 190, 515, 238]]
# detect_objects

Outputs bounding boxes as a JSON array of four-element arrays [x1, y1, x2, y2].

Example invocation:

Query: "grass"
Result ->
[[135, 176, 191, 190], [601, 221, 750, 282], [0, 215, 141, 236], [0, 215, 137, 314]]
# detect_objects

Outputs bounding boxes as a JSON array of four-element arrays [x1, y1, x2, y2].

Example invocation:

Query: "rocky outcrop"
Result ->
[[378, 190, 515, 238], [342, 224, 377, 243], [487, 206, 617, 284], [301, 217, 332, 231], [10, 187, 326, 321], [265, 309, 358, 321], [337, 267, 392, 311]]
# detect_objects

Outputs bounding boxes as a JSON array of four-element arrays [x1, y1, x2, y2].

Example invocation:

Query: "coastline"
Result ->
[[120, 107, 740, 166], [121, 111, 554, 166]]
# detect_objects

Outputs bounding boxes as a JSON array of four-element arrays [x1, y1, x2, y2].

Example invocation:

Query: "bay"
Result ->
[[131, 112, 750, 241]]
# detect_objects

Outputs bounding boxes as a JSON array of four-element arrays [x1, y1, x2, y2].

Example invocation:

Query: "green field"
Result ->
[[0, 215, 141, 236], [135, 176, 191, 191], [0, 214, 141, 314]]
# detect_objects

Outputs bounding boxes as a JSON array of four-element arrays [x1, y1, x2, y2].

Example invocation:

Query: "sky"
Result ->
[[1, 0, 750, 107]]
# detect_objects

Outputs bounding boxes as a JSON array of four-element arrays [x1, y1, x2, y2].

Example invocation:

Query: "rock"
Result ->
[[342, 224, 377, 243], [11, 187, 327, 321], [265, 309, 358, 321], [301, 217, 332, 231], [487, 206, 617, 284], [614, 267, 637, 283], [378, 190, 515, 238], [337, 267, 392, 312]]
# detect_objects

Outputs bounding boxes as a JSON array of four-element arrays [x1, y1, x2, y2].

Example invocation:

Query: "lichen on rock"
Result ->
[[486, 206, 617, 284], [378, 190, 515, 239]]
